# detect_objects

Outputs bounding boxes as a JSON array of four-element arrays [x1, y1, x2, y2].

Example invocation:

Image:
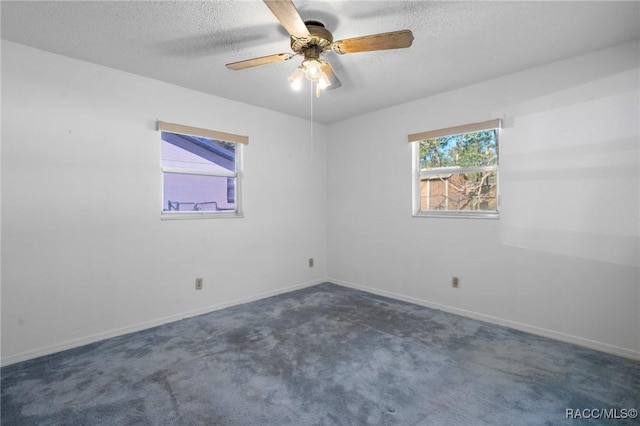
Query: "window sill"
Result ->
[[413, 211, 499, 219], [161, 211, 244, 220]]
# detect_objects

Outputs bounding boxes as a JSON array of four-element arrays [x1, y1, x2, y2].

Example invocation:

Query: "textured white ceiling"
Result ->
[[2, 1, 639, 123]]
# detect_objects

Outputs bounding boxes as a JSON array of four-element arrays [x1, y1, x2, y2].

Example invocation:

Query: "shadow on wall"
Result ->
[[497, 68, 639, 268]]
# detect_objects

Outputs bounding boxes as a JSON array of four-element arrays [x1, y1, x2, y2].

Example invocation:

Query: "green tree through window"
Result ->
[[419, 130, 497, 169]]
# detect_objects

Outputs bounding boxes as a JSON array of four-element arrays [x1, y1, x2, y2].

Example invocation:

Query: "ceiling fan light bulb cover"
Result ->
[[290, 79, 303, 91], [318, 75, 330, 89], [288, 67, 305, 91], [302, 58, 322, 77]]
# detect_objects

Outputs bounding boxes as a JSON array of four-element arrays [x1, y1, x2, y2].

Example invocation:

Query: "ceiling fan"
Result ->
[[225, 0, 414, 96]]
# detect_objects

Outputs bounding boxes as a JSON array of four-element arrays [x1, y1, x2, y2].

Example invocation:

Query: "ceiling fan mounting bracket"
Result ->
[[290, 20, 333, 55]]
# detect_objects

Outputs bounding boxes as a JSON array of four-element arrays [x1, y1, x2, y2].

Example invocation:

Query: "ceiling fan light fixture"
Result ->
[[289, 58, 333, 93]]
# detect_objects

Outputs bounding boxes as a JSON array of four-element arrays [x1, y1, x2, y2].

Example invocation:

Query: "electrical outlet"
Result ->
[[452, 277, 459, 288], [195, 278, 203, 290], [308, 258, 314, 267]]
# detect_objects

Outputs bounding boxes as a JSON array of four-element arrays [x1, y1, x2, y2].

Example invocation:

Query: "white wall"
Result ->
[[327, 40, 640, 359], [2, 38, 639, 365], [1, 41, 328, 365]]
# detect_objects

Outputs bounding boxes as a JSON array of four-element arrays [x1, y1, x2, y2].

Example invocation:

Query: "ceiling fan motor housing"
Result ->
[[291, 21, 333, 57]]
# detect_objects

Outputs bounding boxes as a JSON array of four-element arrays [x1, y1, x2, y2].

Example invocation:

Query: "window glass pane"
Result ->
[[164, 173, 236, 212], [161, 132, 236, 173], [420, 170, 497, 212], [419, 130, 497, 169]]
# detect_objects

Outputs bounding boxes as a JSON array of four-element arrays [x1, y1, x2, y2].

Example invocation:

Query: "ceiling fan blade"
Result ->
[[225, 53, 293, 70], [320, 61, 341, 90], [263, 0, 310, 39], [332, 30, 414, 54]]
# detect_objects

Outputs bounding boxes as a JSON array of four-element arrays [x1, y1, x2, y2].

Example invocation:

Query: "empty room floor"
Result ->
[[2, 283, 639, 425]]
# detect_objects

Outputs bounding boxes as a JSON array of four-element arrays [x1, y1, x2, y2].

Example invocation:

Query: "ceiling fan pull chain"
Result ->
[[310, 82, 314, 146]]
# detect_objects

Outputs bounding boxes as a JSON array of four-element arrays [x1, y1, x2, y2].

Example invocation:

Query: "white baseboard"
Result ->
[[1, 278, 324, 367], [330, 278, 640, 361]]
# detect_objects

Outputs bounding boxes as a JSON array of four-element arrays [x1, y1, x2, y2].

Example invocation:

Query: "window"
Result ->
[[409, 119, 500, 218], [158, 121, 247, 219]]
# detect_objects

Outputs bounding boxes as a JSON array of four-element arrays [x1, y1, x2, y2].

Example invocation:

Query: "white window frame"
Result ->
[[409, 119, 501, 219], [158, 121, 246, 220]]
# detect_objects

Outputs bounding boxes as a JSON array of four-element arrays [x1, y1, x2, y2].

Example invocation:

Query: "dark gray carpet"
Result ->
[[2, 283, 639, 425]]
